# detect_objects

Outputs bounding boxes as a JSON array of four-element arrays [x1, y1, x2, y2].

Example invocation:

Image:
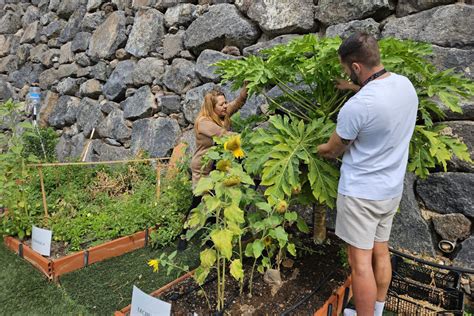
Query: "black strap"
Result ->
[[361, 68, 387, 87]]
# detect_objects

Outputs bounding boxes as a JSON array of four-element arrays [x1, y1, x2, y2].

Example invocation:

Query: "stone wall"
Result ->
[[0, 0, 473, 268]]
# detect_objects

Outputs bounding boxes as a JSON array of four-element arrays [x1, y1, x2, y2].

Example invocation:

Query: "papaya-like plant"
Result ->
[[215, 35, 473, 241]]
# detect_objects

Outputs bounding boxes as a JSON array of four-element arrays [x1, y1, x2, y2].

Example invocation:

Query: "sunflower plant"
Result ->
[[184, 134, 258, 311]]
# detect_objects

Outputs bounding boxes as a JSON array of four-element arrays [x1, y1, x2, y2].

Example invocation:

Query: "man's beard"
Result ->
[[350, 68, 359, 86]]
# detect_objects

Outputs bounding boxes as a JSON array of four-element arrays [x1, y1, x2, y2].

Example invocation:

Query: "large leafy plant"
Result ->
[[215, 35, 472, 190], [215, 35, 472, 245]]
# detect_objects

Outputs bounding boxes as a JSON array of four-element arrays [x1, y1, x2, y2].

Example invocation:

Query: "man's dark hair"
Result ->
[[338, 33, 381, 68]]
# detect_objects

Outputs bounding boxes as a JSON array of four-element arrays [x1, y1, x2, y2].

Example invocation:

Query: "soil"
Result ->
[[24, 239, 71, 259], [159, 235, 349, 315]]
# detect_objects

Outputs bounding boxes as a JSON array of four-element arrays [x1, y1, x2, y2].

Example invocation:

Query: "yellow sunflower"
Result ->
[[148, 259, 160, 272], [224, 135, 244, 158]]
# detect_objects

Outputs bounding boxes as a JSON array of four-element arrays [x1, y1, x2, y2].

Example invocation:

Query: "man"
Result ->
[[317, 33, 418, 316]]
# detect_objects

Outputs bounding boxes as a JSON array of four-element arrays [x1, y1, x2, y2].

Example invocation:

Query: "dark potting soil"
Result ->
[[24, 238, 71, 259], [160, 235, 349, 315]]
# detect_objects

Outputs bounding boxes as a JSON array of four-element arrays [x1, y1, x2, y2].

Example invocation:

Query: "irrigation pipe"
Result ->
[[280, 270, 336, 316], [326, 229, 474, 274]]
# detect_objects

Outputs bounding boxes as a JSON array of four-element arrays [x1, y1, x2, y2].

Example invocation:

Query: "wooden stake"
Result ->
[[156, 163, 162, 199], [37, 166, 49, 218]]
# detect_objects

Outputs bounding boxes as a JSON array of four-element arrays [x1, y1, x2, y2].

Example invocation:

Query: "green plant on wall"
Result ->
[[0, 100, 41, 239]]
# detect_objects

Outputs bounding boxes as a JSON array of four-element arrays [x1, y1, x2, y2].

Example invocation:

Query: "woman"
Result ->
[[178, 86, 248, 250], [191, 87, 247, 186]]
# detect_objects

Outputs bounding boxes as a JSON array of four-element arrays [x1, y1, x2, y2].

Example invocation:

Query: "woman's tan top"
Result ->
[[191, 94, 247, 186]]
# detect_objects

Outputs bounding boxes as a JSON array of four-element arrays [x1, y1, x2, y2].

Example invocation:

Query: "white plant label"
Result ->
[[31, 225, 52, 257], [130, 285, 171, 316]]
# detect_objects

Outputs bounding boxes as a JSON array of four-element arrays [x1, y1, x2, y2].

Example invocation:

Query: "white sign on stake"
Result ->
[[130, 285, 171, 316], [31, 225, 52, 257]]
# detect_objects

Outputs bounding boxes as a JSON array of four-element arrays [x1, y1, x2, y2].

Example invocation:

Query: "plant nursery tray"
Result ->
[[3, 228, 152, 281], [115, 236, 352, 315]]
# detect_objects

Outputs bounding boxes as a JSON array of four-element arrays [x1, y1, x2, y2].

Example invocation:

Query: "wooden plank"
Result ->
[[4, 237, 52, 278], [22, 243, 53, 278], [87, 230, 147, 266], [52, 251, 85, 277], [314, 275, 352, 316]]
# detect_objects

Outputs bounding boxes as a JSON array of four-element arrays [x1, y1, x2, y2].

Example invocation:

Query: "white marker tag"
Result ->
[[130, 285, 172, 316], [31, 225, 52, 257]]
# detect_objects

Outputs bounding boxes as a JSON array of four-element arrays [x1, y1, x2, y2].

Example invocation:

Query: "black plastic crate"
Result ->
[[392, 255, 461, 290], [386, 276, 464, 315]]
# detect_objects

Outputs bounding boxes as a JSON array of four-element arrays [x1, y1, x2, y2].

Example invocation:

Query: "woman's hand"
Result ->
[[335, 79, 360, 92]]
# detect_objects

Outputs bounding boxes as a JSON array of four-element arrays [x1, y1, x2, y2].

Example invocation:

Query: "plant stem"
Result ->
[[249, 258, 258, 296]]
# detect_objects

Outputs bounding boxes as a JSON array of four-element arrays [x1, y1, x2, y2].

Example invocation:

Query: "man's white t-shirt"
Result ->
[[336, 73, 418, 201]]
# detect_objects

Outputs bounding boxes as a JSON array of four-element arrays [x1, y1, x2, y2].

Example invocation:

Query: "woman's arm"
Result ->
[[197, 118, 227, 138], [226, 84, 248, 116]]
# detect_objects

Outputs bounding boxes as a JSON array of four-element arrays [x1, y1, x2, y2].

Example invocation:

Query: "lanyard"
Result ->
[[361, 68, 387, 87]]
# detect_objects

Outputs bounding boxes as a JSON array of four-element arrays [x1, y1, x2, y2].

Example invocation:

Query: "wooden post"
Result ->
[[37, 166, 49, 218], [156, 162, 161, 199]]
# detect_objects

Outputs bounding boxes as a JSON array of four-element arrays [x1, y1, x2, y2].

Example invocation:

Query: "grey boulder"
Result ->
[[382, 4, 474, 48], [417, 172, 474, 218], [87, 11, 127, 60], [390, 173, 436, 255], [195, 49, 240, 83], [125, 8, 165, 57], [184, 4, 260, 55], [131, 117, 181, 157], [122, 85, 157, 120], [96, 108, 132, 143], [162, 58, 201, 94], [246, 0, 315, 36]]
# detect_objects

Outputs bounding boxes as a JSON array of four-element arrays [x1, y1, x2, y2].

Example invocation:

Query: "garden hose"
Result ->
[[326, 229, 474, 275]]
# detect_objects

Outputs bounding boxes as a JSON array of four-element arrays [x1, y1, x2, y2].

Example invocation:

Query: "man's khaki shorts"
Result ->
[[335, 193, 402, 250]]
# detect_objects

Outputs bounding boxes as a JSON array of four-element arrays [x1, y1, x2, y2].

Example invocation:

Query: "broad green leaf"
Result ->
[[200, 248, 217, 268], [193, 177, 213, 195], [296, 216, 310, 233], [224, 204, 245, 224], [284, 211, 298, 222], [194, 266, 210, 285], [287, 243, 297, 256], [252, 239, 265, 258], [210, 229, 233, 259], [230, 259, 244, 281]]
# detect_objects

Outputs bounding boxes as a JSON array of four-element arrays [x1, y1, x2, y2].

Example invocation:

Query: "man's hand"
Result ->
[[335, 79, 360, 92], [317, 131, 352, 159]]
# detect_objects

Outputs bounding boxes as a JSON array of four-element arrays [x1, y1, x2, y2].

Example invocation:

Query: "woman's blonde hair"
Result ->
[[194, 89, 230, 133]]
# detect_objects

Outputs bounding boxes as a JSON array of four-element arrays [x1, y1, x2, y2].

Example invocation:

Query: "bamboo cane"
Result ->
[[27, 157, 170, 168], [156, 163, 162, 199], [37, 166, 49, 218]]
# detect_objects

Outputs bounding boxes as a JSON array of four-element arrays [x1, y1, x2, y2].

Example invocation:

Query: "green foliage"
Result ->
[[186, 136, 257, 311], [215, 35, 472, 180], [22, 126, 58, 162], [0, 100, 40, 240], [245, 115, 339, 208], [1, 156, 192, 251]]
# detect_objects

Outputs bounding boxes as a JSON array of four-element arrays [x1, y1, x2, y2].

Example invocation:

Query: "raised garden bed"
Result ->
[[4, 228, 152, 281], [1, 144, 192, 280], [115, 235, 352, 315]]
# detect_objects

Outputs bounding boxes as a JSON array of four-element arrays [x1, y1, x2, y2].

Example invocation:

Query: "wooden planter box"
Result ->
[[3, 228, 152, 281], [114, 272, 352, 316]]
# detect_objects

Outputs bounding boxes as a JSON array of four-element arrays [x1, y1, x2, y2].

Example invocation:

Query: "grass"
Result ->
[[0, 241, 199, 315]]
